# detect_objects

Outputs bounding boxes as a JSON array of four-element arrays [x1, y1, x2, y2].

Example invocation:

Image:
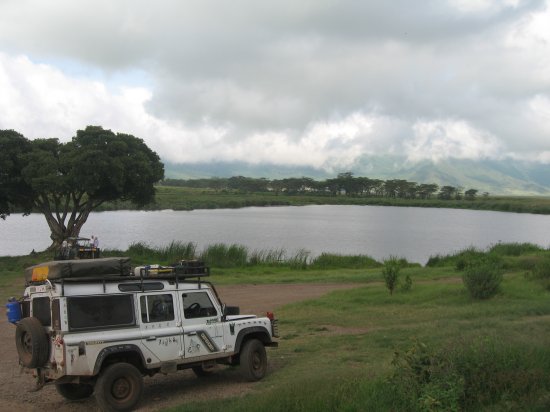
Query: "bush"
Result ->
[[382, 256, 402, 295], [462, 258, 503, 299], [390, 337, 550, 411], [426, 247, 485, 269], [401, 274, 413, 292], [310, 253, 381, 269], [489, 242, 544, 257], [390, 339, 464, 412], [454, 247, 486, 271], [532, 257, 550, 279]]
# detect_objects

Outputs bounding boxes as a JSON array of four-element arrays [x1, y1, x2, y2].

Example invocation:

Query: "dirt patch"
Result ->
[[0, 283, 356, 411]]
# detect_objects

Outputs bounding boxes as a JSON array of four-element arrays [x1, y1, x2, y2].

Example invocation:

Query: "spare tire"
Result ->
[[15, 317, 49, 368]]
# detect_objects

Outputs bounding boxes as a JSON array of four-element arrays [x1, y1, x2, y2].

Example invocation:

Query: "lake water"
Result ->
[[1, 205, 549, 264]]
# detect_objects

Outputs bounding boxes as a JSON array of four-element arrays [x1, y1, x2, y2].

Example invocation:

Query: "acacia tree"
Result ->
[[0, 126, 164, 249], [0, 130, 34, 217]]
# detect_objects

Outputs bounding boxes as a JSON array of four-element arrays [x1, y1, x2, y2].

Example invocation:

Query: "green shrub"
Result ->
[[454, 247, 486, 271], [390, 337, 550, 411], [401, 274, 413, 292], [390, 339, 464, 412], [489, 242, 544, 257], [382, 256, 402, 295], [462, 258, 503, 299], [426, 247, 485, 269], [310, 253, 381, 269], [426, 254, 443, 267], [532, 257, 550, 279]]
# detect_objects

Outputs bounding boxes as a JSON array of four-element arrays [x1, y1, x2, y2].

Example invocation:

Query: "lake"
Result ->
[[1, 205, 549, 264]]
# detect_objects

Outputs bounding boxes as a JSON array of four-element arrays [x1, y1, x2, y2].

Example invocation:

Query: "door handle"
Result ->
[[146, 336, 156, 341], [186, 331, 197, 336]]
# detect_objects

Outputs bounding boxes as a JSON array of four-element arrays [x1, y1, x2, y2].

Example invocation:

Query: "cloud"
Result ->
[[406, 119, 503, 162], [1, 0, 550, 169], [0, 53, 153, 140]]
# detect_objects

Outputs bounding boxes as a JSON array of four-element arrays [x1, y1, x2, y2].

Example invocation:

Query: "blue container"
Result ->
[[6, 299, 22, 324]]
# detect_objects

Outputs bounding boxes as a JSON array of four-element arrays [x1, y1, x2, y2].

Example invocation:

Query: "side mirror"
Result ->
[[223, 305, 240, 316]]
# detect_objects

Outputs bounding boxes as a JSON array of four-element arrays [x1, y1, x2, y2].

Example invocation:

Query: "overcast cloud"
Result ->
[[1, 0, 549, 170]]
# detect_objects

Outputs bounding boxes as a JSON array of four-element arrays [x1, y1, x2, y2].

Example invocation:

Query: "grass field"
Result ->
[[97, 186, 550, 215], [2, 243, 550, 410]]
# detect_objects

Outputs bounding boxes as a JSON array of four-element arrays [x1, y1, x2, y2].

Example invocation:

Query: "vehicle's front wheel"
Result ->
[[95, 363, 143, 412], [55, 382, 94, 400], [239, 339, 267, 381]]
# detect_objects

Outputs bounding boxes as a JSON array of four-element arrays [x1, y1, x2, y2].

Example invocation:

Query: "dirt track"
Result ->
[[0, 283, 355, 411]]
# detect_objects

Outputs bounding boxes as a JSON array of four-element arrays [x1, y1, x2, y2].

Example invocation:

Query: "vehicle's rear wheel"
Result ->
[[95, 363, 143, 412], [55, 382, 94, 400], [239, 339, 267, 381], [15, 317, 49, 368]]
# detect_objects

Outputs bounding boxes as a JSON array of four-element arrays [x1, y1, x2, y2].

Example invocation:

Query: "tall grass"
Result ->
[[287, 248, 311, 270], [390, 337, 550, 411], [248, 248, 286, 266], [427, 242, 548, 269], [116, 243, 345, 269], [126, 241, 196, 263], [199, 243, 248, 267]]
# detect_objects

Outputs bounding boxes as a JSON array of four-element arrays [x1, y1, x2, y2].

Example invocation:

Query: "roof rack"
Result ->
[[134, 260, 210, 292], [135, 260, 209, 278]]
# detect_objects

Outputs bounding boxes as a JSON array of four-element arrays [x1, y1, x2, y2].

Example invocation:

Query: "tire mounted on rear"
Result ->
[[15, 317, 49, 368]]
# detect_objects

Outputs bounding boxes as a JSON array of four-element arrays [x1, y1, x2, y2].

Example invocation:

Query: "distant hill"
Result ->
[[164, 157, 550, 195]]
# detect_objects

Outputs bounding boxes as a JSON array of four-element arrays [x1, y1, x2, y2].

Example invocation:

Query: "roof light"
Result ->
[[31, 266, 49, 281]]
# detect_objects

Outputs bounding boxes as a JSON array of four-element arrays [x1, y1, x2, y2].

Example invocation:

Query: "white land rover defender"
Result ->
[[9, 258, 279, 411]]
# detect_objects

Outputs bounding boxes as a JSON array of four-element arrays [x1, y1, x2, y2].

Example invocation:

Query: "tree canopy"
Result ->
[[161, 173, 480, 201], [0, 126, 164, 248]]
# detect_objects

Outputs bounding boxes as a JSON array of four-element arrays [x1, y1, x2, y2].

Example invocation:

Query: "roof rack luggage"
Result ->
[[25, 257, 131, 283]]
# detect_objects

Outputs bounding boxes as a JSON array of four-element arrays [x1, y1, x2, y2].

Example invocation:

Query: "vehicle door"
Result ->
[[180, 290, 224, 359], [138, 292, 184, 362]]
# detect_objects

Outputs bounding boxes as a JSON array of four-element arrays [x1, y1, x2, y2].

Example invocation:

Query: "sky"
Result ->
[[1, 0, 549, 172]]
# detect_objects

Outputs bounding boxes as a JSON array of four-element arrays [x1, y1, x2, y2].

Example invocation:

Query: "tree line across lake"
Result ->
[[160, 172, 483, 200]]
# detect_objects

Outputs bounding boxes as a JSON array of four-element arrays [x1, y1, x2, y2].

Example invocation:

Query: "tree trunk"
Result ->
[[43, 209, 91, 251]]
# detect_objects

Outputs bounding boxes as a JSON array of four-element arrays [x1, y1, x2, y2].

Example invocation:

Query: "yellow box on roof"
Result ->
[[32, 266, 49, 281]]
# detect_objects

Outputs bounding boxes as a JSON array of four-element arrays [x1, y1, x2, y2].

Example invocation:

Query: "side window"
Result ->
[[140, 294, 175, 323], [67, 295, 135, 331], [182, 292, 217, 319], [32, 297, 51, 326]]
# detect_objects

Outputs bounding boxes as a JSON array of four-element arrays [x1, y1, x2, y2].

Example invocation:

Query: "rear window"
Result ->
[[32, 297, 51, 326], [67, 295, 135, 331]]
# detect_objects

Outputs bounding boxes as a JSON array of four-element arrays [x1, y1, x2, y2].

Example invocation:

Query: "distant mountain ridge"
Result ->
[[164, 157, 550, 196]]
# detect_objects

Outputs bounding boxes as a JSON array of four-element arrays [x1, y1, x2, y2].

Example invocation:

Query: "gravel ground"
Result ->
[[1, 283, 355, 411]]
